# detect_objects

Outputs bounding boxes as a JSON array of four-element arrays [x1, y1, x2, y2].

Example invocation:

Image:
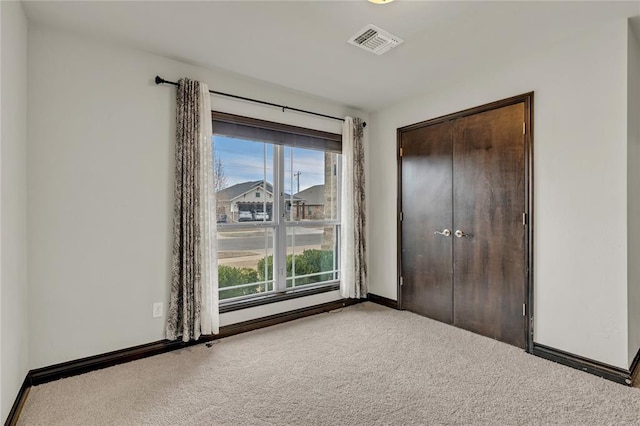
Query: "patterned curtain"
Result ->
[[340, 117, 367, 299], [166, 78, 219, 342]]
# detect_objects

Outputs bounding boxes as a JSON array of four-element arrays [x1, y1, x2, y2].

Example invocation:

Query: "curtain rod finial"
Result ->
[[155, 76, 164, 85]]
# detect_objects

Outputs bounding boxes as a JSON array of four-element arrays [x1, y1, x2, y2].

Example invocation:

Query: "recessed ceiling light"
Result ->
[[368, 0, 394, 4]]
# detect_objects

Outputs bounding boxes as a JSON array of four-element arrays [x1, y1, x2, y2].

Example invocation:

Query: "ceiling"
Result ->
[[22, 1, 640, 112]]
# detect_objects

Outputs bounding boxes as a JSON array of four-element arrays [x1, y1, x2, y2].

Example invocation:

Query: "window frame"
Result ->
[[212, 112, 342, 311]]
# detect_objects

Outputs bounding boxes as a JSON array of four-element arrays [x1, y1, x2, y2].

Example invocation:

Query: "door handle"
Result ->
[[454, 229, 472, 238], [434, 228, 452, 237]]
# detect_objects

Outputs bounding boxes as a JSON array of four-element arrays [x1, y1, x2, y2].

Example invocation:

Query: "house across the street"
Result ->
[[217, 180, 303, 222], [293, 184, 325, 220]]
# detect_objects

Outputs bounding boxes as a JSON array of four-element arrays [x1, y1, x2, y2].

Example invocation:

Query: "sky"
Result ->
[[213, 135, 330, 193]]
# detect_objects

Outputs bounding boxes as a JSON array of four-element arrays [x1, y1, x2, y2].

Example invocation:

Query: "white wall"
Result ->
[[1, 1, 3, 413], [369, 19, 630, 368], [27, 25, 367, 369], [1, 0, 29, 420], [628, 18, 640, 367]]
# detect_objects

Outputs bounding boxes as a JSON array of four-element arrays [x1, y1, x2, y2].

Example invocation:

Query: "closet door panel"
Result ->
[[452, 103, 526, 348], [401, 122, 453, 324]]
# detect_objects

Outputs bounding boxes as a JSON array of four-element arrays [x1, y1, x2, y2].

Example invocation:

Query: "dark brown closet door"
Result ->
[[452, 103, 526, 348], [400, 122, 453, 324]]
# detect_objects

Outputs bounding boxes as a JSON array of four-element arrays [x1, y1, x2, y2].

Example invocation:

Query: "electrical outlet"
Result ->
[[152, 302, 163, 318]]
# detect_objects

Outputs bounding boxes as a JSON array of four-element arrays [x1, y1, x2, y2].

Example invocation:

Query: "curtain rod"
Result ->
[[155, 76, 366, 128]]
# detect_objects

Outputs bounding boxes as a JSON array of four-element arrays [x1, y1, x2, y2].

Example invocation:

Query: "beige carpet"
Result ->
[[18, 302, 640, 425]]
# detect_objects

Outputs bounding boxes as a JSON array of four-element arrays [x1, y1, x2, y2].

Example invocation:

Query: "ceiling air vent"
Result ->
[[348, 24, 403, 55]]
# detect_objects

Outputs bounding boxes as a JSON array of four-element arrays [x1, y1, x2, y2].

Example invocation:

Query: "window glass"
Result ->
[[213, 114, 341, 303], [284, 147, 339, 222], [214, 136, 274, 224], [285, 225, 338, 289], [217, 227, 274, 300]]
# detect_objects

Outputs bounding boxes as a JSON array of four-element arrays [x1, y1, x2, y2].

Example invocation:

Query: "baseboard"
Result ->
[[9, 298, 362, 423], [217, 297, 363, 338], [29, 338, 202, 386], [30, 297, 363, 387], [629, 346, 640, 385], [533, 343, 634, 386], [367, 293, 399, 309], [4, 375, 31, 426], [8, 305, 637, 424]]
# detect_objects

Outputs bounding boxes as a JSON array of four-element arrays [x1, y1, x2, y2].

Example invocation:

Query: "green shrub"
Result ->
[[218, 250, 335, 300], [218, 265, 258, 287], [218, 265, 261, 300], [256, 254, 277, 281], [256, 249, 334, 286]]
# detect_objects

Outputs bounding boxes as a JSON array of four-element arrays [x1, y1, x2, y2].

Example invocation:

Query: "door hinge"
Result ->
[[400, 211, 403, 221], [399, 276, 404, 286], [523, 122, 526, 135], [522, 213, 527, 225], [399, 147, 404, 157], [523, 304, 526, 316]]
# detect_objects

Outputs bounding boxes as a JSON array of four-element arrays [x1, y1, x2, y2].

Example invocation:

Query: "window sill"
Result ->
[[219, 283, 340, 314]]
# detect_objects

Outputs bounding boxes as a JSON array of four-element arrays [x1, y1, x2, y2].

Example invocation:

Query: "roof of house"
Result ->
[[217, 180, 299, 201], [217, 180, 271, 201], [295, 184, 325, 205]]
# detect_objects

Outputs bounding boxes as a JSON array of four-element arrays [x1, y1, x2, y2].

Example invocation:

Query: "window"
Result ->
[[213, 112, 341, 305]]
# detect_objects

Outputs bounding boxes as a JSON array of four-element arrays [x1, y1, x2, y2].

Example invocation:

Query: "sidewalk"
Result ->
[[218, 227, 324, 238], [218, 244, 319, 269]]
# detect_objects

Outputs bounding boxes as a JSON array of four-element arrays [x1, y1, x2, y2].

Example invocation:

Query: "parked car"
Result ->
[[254, 212, 269, 221], [238, 211, 253, 222]]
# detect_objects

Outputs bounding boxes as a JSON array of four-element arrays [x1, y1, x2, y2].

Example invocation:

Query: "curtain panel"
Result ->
[[167, 78, 219, 342], [340, 117, 367, 299]]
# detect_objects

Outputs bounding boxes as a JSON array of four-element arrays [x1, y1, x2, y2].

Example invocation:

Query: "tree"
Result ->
[[214, 157, 228, 193], [214, 157, 228, 218]]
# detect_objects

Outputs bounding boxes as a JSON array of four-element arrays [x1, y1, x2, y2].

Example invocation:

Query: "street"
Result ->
[[218, 233, 324, 251]]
